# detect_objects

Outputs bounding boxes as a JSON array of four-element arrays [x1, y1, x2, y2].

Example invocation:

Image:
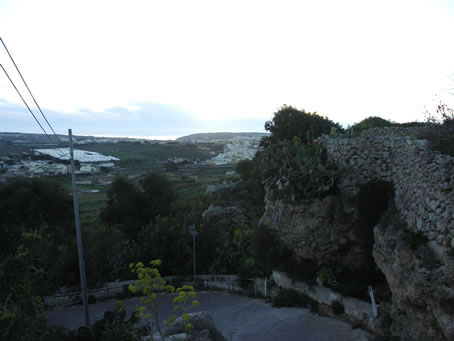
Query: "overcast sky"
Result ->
[[1, 0, 453, 139]]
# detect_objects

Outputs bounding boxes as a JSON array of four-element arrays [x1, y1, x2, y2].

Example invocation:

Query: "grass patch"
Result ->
[[80, 142, 223, 163], [0, 143, 37, 157]]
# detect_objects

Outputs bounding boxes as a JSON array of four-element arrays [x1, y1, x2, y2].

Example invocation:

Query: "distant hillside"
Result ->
[[177, 132, 269, 143], [0, 132, 158, 145]]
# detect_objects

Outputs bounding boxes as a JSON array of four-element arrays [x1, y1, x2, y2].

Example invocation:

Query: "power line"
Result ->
[[1, 38, 79, 160], [1, 64, 67, 159], [0, 37, 62, 143], [1, 63, 55, 144]]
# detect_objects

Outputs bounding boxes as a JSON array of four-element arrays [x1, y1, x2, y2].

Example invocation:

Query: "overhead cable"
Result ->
[[1, 63, 55, 143], [1, 64, 66, 160], [0, 37, 62, 143]]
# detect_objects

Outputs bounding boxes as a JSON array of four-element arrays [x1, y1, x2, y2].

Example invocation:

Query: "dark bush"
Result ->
[[272, 288, 317, 310], [272, 288, 301, 307], [263, 105, 342, 145], [309, 300, 319, 313], [101, 172, 176, 240], [331, 300, 345, 315], [423, 102, 454, 156], [88, 295, 97, 304], [349, 116, 394, 134]]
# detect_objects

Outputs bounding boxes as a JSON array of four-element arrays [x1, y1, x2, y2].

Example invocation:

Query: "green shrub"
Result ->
[[423, 102, 454, 156], [272, 288, 300, 307], [316, 267, 335, 286], [261, 142, 341, 203], [255, 105, 343, 203], [331, 300, 345, 315], [309, 300, 319, 313], [101, 172, 176, 240], [88, 295, 97, 304], [63, 302, 140, 341], [0, 243, 61, 341], [349, 116, 394, 134], [263, 105, 342, 145]]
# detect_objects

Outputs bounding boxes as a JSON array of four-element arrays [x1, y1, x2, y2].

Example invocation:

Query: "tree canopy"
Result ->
[[140, 172, 175, 219], [0, 178, 73, 257], [101, 172, 176, 239], [263, 105, 342, 145]]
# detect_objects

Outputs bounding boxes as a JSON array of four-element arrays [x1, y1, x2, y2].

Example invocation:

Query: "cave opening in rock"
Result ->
[[357, 181, 394, 263], [353, 180, 394, 301]]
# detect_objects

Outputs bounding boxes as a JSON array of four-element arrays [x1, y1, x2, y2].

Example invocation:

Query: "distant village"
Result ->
[[207, 137, 262, 165], [0, 148, 119, 183], [177, 132, 266, 165], [0, 132, 265, 183]]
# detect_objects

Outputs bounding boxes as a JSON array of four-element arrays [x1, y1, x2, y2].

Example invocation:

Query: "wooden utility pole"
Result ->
[[69, 129, 90, 326]]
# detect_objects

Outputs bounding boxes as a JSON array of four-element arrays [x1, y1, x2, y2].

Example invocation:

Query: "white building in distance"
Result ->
[[34, 148, 119, 163]]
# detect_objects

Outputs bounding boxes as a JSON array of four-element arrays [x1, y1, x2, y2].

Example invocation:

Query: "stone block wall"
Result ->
[[272, 271, 375, 327], [317, 127, 454, 248]]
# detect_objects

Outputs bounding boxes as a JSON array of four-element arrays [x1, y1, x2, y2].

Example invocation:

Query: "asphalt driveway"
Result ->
[[46, 291, 371, 340]]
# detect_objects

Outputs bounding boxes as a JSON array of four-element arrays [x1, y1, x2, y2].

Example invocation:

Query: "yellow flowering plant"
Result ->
[[165, 285, 200, 334], [127, 260, 200, 340]]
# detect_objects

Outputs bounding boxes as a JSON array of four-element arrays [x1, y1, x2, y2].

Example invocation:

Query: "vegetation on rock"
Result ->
[[349, 116, 394, 134], [262, 105, 342, 146], [424, 101, 454, 155], [246, 105, 343, 203]]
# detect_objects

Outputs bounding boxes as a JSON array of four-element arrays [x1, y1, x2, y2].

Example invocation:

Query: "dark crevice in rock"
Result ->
[[356, 181, 394, 262]]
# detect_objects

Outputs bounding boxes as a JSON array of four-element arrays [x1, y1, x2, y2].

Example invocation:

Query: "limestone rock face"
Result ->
[[259, 190, 366, 270], [373, 220, 454, 340], [261, 127, 454, 339], [202, 204, 249, 229]]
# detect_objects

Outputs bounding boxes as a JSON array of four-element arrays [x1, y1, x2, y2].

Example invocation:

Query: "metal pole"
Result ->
[[192, 224, 196, 283], [69, 129, 90, 326], [368, 285, 378, 318]]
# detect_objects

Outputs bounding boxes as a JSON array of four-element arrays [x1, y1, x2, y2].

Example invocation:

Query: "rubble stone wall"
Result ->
[[317, 127, 454, 248]]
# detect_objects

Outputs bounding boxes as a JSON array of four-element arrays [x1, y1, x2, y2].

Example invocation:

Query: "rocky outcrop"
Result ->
[[262, 127, 454, 339], [202, 204, 249, 229], [260, 192, 367, 270], [373, 210, 454, 340], [164, 311, 226, 341]]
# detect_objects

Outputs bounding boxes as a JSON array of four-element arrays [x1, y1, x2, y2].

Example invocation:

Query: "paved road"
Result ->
[[46, 291, 371, 340]]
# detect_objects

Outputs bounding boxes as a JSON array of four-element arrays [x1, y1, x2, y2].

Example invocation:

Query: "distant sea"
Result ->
[[87, 134, 182, 141]]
